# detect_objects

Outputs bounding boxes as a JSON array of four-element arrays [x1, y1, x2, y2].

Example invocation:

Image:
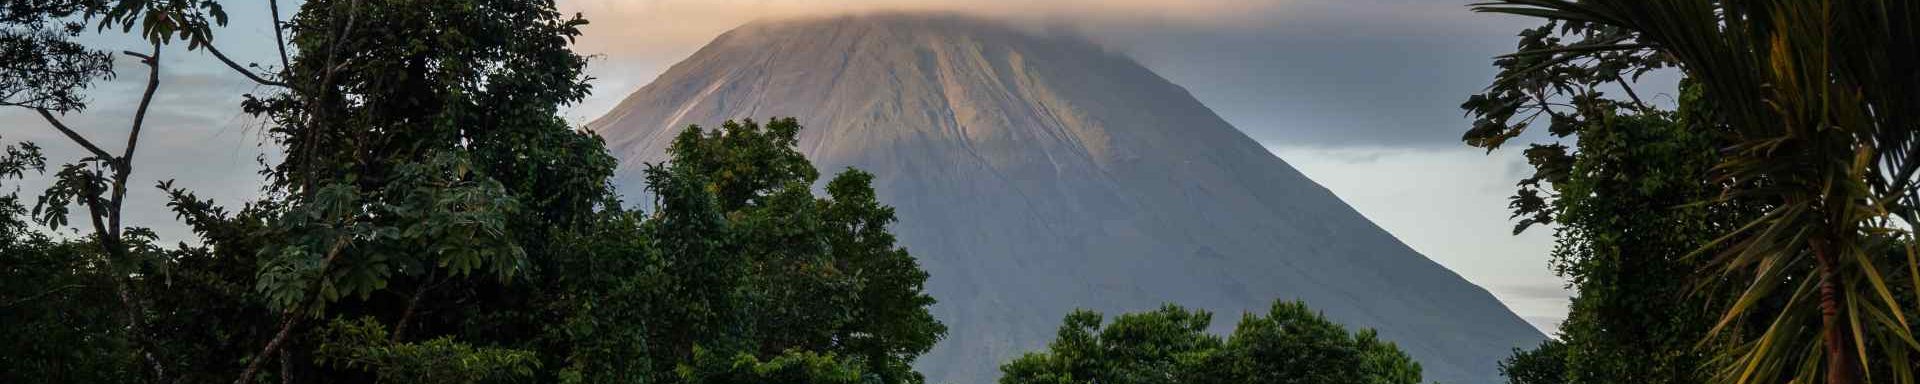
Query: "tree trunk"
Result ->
[[1812, 238, 1859, 384], [391, 271, 435, 343]]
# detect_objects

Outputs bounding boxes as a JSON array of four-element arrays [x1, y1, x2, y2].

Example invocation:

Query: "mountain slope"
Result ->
[[589, 13, 1544, 384]]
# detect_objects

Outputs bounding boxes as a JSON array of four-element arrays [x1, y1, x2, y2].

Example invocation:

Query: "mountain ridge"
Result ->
[[589, 13, 1544, 384]]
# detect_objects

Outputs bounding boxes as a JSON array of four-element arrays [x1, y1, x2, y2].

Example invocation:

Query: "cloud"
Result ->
[[555, 0, 1517, 69], [560, 0, 1295, 48], [555, 0, 1566, 147], [1269, 144, 1566, 334], [1501, 282, 1575, 301], [553, 0, 1310, 121]]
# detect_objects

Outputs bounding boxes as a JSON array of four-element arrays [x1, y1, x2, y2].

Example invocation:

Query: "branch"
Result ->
[[204, 43, 290, 88], [110, 42, 162, 239], [122, 45, 160, 166], [34, 109, 114, 160], [270, 0, 292, 70], [390, 270, 438, 342], [294, 0, 363, 196], [1616, 75, 1649, 111], [235, 235, 350, 384], [238, 313, 303, 384]]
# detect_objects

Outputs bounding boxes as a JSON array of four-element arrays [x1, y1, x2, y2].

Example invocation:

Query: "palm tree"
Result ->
[[1470, 1, 1920, 383]]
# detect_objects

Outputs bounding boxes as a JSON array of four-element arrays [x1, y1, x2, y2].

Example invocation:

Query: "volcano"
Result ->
[[588, 13, 1544, 384]]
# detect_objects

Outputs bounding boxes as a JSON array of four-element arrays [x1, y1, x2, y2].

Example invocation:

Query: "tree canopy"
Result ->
[[998, 300, 1423, 384], [0, 0, 944, 382]]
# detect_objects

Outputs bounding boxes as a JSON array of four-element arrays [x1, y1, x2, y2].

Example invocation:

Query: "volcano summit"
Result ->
[[589, 13, 1544, 384]]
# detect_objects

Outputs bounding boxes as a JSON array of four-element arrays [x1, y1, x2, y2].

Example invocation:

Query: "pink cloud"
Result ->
[[557, 0, 1297, 58]]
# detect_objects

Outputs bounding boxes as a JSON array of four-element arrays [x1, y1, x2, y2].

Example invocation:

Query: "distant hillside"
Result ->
[[589, 13, 1544, 384]]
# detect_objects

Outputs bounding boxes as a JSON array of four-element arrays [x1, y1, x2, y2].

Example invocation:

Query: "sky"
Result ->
[[0, 0, 1661, 335]]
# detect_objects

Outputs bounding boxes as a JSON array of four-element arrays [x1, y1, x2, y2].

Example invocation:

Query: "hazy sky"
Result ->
[[0, 0, 1640, 334]]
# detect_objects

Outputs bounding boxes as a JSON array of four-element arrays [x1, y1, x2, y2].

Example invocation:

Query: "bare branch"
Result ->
[[204, 43, 291, 88], [123, 45, 160, 167], [1615, 75, 1649, 111], [109, 41, 162, 239], [271, 0, 292, 70], [34, 109, 114, 160]]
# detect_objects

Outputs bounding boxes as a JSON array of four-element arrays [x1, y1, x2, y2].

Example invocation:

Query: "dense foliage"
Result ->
[[1481, 82, 1754, 384], [998, 300, 1422, 384], [0, 0, 945, 382], [1466, 2, 1920, 384], [541, 118, 948, 384], [1537, 99, 1733, 384], [1, 138, 142, 382], [1498, 340, 1568, 384]]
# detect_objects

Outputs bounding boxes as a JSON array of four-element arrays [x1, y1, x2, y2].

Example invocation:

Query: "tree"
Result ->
[[823, 169, 946, 384], [12, 0, 624, 382], [1463, 2, 1920, 383], [2, 0, 949, 382], [313, 317, 541, 384], [2, 1, 262, 381], [1000, 305, 1221, 384], [452, 119, 949, 384], [0, 137, 141, 383], [631, 118, 948, 384], [1000, 300, 1422, 384], [143, 0, 612, 381], [677, 348, 867, 384], [1545, 107, 1734, 384], [1500, 340, 1569, 384], [1478, 80, 1749, 384], [1355, 329, 1423, 384]]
